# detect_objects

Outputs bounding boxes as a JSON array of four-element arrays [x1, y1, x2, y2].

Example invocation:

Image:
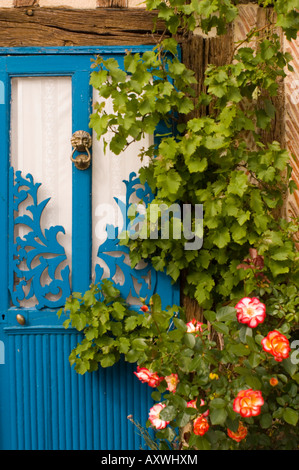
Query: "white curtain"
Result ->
[[91, 89, 153, 286], [10, 76, 73, 262], [10, 77, 72, 307]]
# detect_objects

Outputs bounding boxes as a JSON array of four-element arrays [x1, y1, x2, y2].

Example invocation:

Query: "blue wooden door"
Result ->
[[0, 47, 179, 450]]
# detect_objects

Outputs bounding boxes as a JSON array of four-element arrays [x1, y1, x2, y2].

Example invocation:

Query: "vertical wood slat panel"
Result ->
[[7, 329, 152, 450]]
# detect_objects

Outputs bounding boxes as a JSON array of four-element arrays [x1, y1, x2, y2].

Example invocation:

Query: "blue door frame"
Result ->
[[0, 46, 180, 450]]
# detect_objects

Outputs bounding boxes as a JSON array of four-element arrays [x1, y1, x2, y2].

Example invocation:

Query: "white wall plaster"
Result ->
[[0, 0, 14, 7], [39, 0, 98, 8]]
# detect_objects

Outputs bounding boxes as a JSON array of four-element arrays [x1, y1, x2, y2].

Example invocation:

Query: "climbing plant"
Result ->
[[59, 0, 299, 450]]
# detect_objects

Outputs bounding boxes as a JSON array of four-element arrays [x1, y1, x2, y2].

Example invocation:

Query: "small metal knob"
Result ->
[[16, 314, 26, 326]]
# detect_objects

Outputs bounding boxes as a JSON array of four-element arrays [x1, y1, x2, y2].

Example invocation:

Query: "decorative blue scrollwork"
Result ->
[[95, 172, 157, 304], [9, 169, 71, 310]]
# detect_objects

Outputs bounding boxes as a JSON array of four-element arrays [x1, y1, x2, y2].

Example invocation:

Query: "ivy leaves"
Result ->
[[89, 47, 196, 158], [58, 282, 182, 374]]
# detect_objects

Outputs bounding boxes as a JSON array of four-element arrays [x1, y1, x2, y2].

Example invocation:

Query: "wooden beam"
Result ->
[[97, 0, 128, 7], [0, 7, 164, 46]]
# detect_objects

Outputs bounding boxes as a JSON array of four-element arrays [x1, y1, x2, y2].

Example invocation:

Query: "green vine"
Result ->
[[59, 0, 299, 450]]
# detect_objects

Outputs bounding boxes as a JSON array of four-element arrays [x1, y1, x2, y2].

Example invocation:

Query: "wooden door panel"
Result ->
[[0, 48, 179, 450]]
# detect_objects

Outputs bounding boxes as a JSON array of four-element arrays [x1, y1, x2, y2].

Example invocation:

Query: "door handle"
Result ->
[[16, 314, 26, 325], [70, 130, 92, 170]]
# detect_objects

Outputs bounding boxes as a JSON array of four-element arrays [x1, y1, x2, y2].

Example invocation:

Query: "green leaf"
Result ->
[[117, 337, 130, 354], [131, 338, 148, 351], [151, 293, 162, 314], [112, 302, 127, 320], [90, 69, 108, 88], [100, 353, 117, 368], [125, 315, 141, 331], [212, 227, 231, 248], [205, 135, 226, 149], [193, 436, 211, 450], [210, 408, 228, 426], [151, 391, 162, 402], [89, 112, 110, 138], [256, 109, 272, 129], [203, 310, 216, 322], [210, 398, 226, 409], [227, 171, 248, 197], [75, 360, 89, 375], [176, 412, 193, 428], [283, 408, 298, 426], [283, 357, 298, 377], [164, 170, 182, 194], [173, 317, 187, 331], [211, 322, 229, 335], [125, 349, 140, 363], [234, 366, 252, 376], [247, 352, 262, 368], [260, 413, 273, 429], [228, 344, 250, 357], [239, 325, 253, 344], [160, 405, 177, 421], [245, 375, 262, 390], [186, 156, 208, 173], [184, 332, 196, 349], [72, 313, 87, 331], [226, 417, 239, 433], [216, 306, 236, 322]]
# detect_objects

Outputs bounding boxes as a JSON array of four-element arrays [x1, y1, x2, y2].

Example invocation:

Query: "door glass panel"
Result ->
[[10, 77, 72, 308], [92, 89, 154, 304]]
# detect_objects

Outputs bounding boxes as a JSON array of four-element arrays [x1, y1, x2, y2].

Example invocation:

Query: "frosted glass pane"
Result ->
[[10, 77, 72, 306], [92, 89, 153, 295]]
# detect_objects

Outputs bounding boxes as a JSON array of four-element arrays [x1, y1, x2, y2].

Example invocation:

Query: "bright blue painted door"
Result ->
[[0, 48, 179, 450]]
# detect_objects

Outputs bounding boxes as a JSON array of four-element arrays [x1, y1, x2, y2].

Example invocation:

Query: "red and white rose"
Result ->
[[148, 403, 169, 430], [134, 366, 163, 387], [233, 389, 264, 418], [235, 297, 266, 328], [227, 422, 248, 442], [193, 415, 209, 436], [165, 373, 179, 393], [261, 330, 290, 362], [186, 318, 203, 334]]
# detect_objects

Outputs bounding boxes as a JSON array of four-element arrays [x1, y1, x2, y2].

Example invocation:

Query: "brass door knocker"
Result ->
[[70, 130, 92, 170]]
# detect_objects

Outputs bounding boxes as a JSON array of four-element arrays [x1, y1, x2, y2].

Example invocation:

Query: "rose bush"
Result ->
[[127, 292, 299, 450], [59, 279, 299, 450]]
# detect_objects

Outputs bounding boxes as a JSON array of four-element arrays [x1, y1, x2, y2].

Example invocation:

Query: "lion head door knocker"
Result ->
[[70, 130, 92, 170]]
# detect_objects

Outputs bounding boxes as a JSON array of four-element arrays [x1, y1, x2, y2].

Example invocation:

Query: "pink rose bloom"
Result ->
[[261, 330, 290, 362], [235, 297, 266, 328], [187, 399, 197, 409], [187, 398, 209, 417], [186, 318, 203, 334], [148, 403, 169, 430], [233, 389, 264, 417], [134, 366, 163, 387], [165, 373, 179, 393]]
